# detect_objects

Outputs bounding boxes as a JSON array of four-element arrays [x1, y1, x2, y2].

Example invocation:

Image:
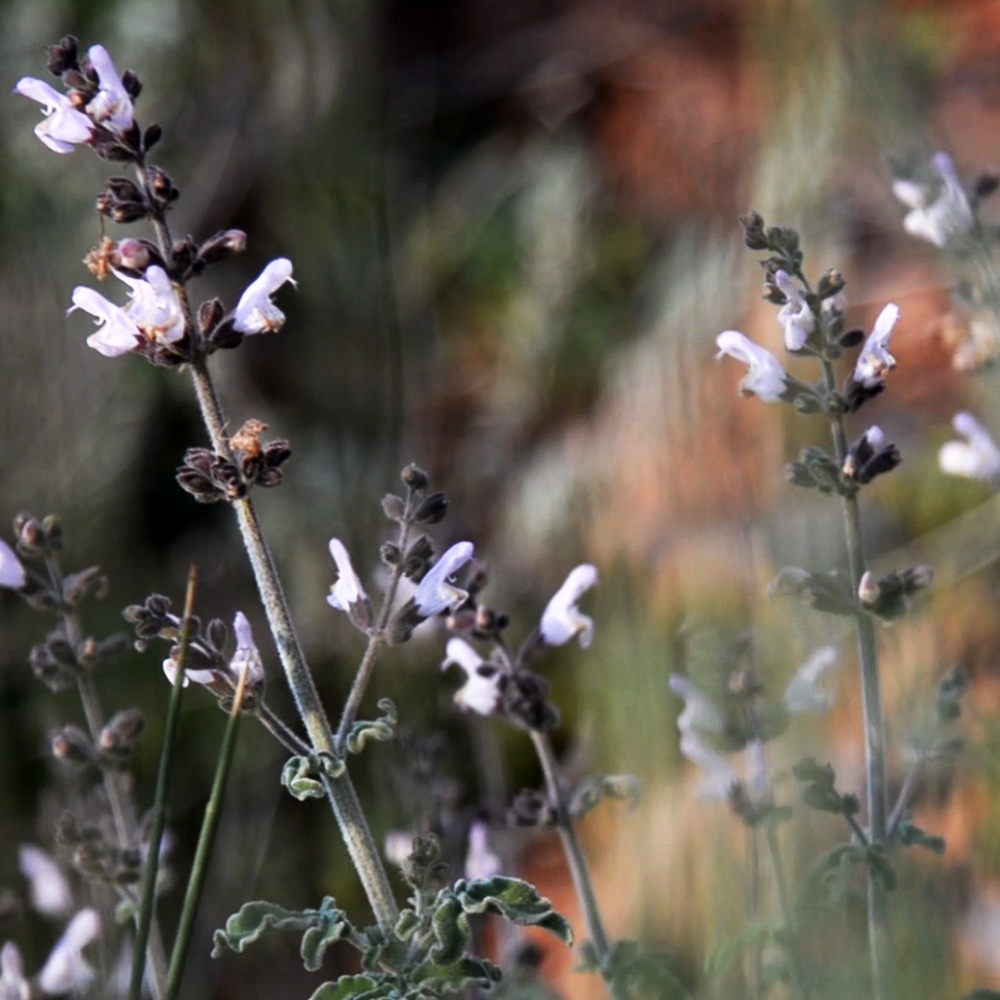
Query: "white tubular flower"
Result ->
[[783, 646, 841, 714], [540, 564, 598, 648], [415, 542, 474, 617], [36, 908, 100, 996], [230, 612, 265, 689], [0, 941, 29, 1000], [893, 152, 973, 248], [715, 331, 788, 403], [13, 77, 93, 153], [0, 539, 27, 589], [70, 266, 185, 356], [939, 411, 1000, 483], [464, 822, 502, 881], [679, 732, 737, 800], [668, 675, 723, 736], [161, 657, 215, 689], [327, 538, 367, 611], [18, 845, 72, 918], [85, 45, 134, 133], [775, 270, 814, 351], [441, 638, 502, 715], [233, 259, 296, 334], [853, 304, 899, 388]]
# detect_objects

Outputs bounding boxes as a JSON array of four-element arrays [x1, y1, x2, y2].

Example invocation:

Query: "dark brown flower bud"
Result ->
[[197, 229, 248, 266], [143, 123, 162, 151], [401, 463, 429, 490], [52, 724, 95, 766], [414, 492, 449, 525], [99, 708, 146, 759], [46, 36, 80, 76]]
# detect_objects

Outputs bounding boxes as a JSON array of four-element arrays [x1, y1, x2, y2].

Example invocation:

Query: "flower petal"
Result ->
[[0, 538, 27, 589], [233, 258, 296, 334], [327, 538, 366, 610], [414, 541, 474, 616], [540, 564, 598, 647]]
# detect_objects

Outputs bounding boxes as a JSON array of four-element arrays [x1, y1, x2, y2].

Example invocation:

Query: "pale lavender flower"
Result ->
[[161, 656, 215, 689], [939, 411, 1000, 483], [230, 612, 265, 689], [70, 266, 185, 356], [85, 45, 134, 133], [0, 941, 29, 1000], [715, 331, 788, 402], [539, 564, 598, 648], [668, 675, 723, 736], [893, 152, 973, 248], [782, 646, 840, 714], [13, 77, 92, 153], [415, 542, 474, 616], [464, 822, 502, 881], [0, 539, 27, 589], [233, 259, 296, 334], [18, 845, 72, 918], [36, 908, 100, 996], [327, 539, 367, 611], [775, 270, 814, 351], [441, 638, 502, 715], [853, 304, 899, 388]]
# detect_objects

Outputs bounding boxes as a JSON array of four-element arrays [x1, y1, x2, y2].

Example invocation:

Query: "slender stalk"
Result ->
[[820, 358, 894, 1000], [164, 649, 248, 1000], [187, 357, 398, 927], [335, 519, 411, 754], [256, 702, 312, 756], [129, 566, 197, 1000], [529, 730, 622, 1000], [763, 824, 812, 1000]]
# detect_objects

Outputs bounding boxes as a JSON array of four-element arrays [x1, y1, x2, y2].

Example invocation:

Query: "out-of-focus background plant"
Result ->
[[4, 0, 1000, 998]]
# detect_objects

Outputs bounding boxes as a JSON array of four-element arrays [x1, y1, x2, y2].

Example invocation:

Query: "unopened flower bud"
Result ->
[[99, 708, 146, 758], [381, 494, 406, 521], [818, 269, 846, 298], [739, 211, 769, 250], [858, 571, 880, 606], [52, 725, 95, 766], [15, 514, 43, 554], [401, 463, 429, 491], [115, 238, 151, 271], [413, 491, 449, 525], [143, 122, 162, 150], [197, 229, 248, 266], [198, 297, 225, 334]]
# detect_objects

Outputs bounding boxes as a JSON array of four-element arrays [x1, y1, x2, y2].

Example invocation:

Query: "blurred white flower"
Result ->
[[384, 831, 415, 868], [327, 539, 367, 611], [233, 259, 296, 334], [679, 732, 737, 800], [783, 646, 840, 714], [775, 270, 814, 351], [939, 411, 1000, 484], [0, 941, 29, 1000], [13, 77, 93, 153], [540, 564, 598, 648], [715, 331, 788, 402], [18, 845, 72, 918], [0, 539, 26, 590], [85, 45, 134, 133], [441, 638, 502, 715], [36, 908, 100, 996], [415, 542, 474, 617], [464, 822, 502, 881], [853, 304, 899, 388], [893, 152, 973, 248], [668, 675, 723, 736]]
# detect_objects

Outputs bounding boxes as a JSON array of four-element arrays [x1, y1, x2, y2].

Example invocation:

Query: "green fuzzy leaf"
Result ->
[[308, 975, 381, 1000], [705, 923, 773, 979], [301, 904, 351, 971], [429, 896, 468, 965], [569, 774, 642, 819], [801, 782, 844, 813], [411, 954, 502, 991], [394, 908, 421, 941], [281, 753, 345, 801], [453, 877, 573, 945], [212, 900, 318, 957], [897, 820, 946, 855], [347, 699, 397, 754]]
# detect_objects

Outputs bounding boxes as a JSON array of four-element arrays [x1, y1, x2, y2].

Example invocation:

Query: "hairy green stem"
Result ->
[[821, 358, 893, 1000], [187, 358, 398, 928], [763, 825, 812, 1000], [529, 730, 622, 1000]]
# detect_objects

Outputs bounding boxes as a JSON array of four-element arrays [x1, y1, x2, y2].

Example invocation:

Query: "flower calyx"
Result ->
[[176, 448, 246, 503]]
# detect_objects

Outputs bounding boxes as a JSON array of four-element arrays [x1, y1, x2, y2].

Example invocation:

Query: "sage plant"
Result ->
[[10, 35, 580, 1000]]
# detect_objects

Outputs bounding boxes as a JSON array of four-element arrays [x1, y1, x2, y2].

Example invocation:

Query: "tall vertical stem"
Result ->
[[187, 358, 398, 928], [821, 360, 893, 1000]]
